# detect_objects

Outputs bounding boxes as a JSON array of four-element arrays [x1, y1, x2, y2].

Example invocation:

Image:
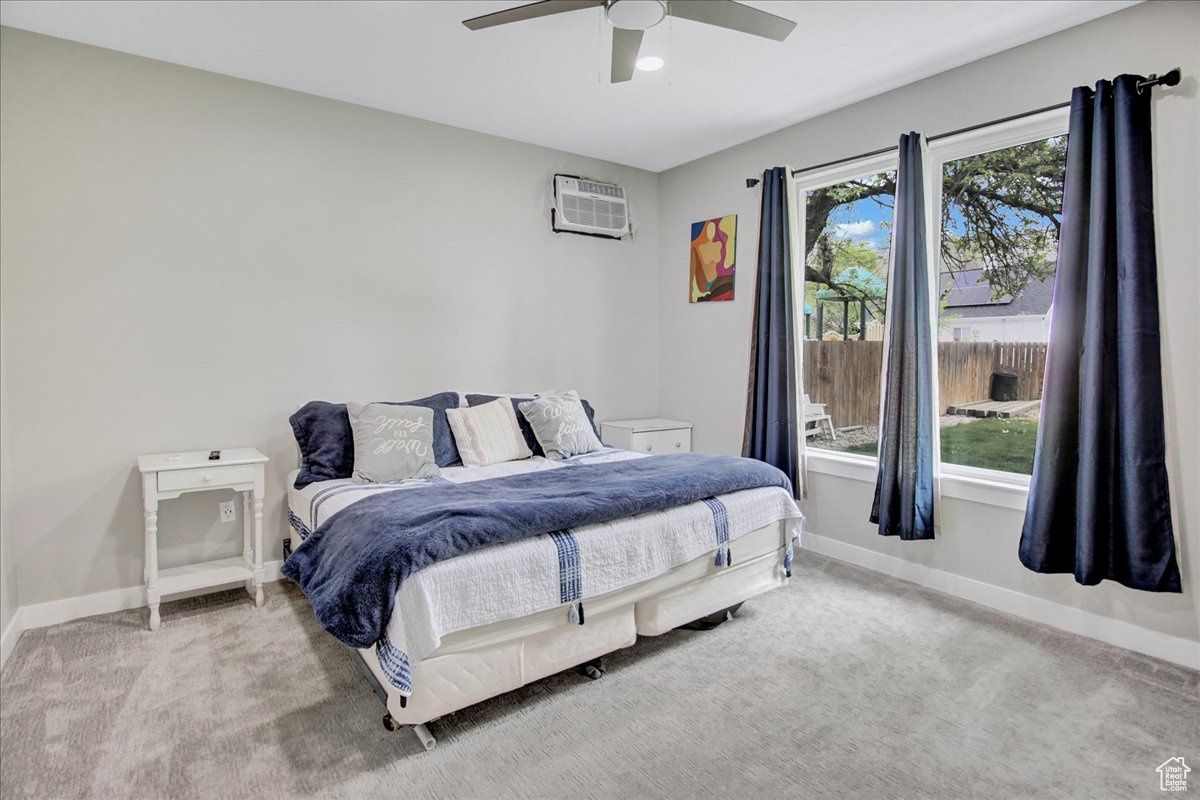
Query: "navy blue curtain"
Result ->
[[1019, 77, 1180, 592], [870, 133, 936, 541], [743, 167, 800, 497]]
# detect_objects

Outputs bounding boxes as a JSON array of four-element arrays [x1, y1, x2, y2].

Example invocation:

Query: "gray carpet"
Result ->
[[1, 552, 1196, 800]]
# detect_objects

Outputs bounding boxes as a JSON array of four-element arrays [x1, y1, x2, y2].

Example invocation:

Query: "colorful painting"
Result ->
[[690, 215, 736, 302]]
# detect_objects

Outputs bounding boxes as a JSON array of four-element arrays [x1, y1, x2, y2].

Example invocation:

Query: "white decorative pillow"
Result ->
[[517, 390, 604, 461], [346, 402, 440, 483], [446, 397, 533, 467]]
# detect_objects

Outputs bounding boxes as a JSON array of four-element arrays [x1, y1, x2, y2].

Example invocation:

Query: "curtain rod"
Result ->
[[744, 68, 1182, 188]]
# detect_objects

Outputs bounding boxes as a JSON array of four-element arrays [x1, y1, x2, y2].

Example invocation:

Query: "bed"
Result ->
[[284, 399, 802, 751]]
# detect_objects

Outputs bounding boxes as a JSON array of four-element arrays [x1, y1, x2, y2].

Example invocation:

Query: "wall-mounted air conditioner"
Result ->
[[551, 174, 629, 239]]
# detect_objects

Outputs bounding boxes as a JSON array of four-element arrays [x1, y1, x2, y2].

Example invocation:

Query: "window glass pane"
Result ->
[[937, 135, 1066, 475], [802, 170, 895, 456]]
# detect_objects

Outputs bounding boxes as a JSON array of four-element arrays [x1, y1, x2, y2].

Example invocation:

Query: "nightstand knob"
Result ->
[[203, 473, 214, 483], [675, 441, 681, 448], [646, 445, 653, 452]]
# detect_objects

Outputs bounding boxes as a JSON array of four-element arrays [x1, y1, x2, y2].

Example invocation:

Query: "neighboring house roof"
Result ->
[[941, 266, 1054, 319]]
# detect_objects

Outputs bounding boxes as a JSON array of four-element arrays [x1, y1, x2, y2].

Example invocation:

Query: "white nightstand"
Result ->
[[136, 448, 268, 631], [601, 418, 693, 455]]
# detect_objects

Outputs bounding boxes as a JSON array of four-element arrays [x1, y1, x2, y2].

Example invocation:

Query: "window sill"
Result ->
[[806, 449, 1030, 512]]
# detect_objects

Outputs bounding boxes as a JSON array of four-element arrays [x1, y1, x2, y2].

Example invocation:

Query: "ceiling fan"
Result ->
[[462, 0, 797, 83]]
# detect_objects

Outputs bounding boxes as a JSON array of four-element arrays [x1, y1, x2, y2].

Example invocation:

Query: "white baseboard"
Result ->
[[12, 560, 284, 639], [1, 607, 23, 672], [801, 531, 1199, 670]]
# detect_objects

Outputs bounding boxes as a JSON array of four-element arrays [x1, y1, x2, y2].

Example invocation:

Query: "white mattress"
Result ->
[[365, 520, 792, 726], [287, 449, 803, 695]]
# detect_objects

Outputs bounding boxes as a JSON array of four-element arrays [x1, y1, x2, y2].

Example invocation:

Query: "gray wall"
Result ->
[[656, 1, 1199, 642], [0, 27, 662, 606]]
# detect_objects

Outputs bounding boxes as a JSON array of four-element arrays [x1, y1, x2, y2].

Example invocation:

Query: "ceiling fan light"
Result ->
[[605, 0, 667, 31], [636, 56, 664, 72]]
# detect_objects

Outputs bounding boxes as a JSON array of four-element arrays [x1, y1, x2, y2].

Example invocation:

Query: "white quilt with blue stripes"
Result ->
[[287, 448, 802, 696]]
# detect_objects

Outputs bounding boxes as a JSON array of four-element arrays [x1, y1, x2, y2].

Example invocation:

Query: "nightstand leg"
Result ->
[[242, 490, 252, 564], [144, 505, 160, 631], [252, 491, 264, 607], [243, 491, 254, 598]]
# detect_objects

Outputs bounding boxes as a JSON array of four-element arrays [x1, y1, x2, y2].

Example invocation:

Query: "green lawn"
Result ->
[[844, 417, 1039, 474]]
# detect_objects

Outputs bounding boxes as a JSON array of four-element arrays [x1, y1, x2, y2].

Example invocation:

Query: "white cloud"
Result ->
[[832, 220, 875, 238]]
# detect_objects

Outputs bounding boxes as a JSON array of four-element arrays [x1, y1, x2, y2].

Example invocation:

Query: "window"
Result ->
[[797, 109, 1069, 480], [798, 159, 896, 456], [934, 129, 1066, 476]]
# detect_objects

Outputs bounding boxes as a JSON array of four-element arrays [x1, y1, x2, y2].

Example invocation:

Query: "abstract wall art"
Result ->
[[689, 215, 736, 303]]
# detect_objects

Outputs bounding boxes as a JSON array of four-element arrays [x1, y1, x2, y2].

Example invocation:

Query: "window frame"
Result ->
[[794, 150, 899, 458], [798, 107, 1069, 506]]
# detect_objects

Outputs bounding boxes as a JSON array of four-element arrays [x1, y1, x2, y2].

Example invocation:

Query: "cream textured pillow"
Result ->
[[346, 402, 441, 484], [446, 397, 533, 467], [517, 390, 604, 461]]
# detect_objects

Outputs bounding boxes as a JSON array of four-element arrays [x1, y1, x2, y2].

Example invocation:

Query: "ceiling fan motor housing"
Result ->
[[605, 0, 668, 31]]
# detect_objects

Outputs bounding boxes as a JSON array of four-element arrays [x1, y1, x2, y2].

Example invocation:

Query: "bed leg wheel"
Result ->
[[383, 714, 401, 732], [578, 657, 605, 680], [413, 723, 436, 751], [682, 602, 744, 631]]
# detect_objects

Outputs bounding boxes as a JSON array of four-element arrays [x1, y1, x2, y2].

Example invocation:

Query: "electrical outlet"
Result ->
[[219, 500, 236, 523]]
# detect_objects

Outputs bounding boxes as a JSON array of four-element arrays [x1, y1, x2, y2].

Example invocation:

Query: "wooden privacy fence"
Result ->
[[941, 341, 1048, 406], [804, 341, 883, 429], [803, 340, 1048, 428]]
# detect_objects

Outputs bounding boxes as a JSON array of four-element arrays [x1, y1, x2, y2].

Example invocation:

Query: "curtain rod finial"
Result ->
[[1139, 67, 1183, 94], [746, 178, 760, 189]]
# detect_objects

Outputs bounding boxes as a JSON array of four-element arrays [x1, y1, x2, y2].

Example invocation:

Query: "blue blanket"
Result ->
[[282, 453, 791, 649]]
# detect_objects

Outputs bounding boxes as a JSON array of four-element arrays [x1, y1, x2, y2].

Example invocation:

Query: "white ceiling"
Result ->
[[0, 0, 1138, 172]]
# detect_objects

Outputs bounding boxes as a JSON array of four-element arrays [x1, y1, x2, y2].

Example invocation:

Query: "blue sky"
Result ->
[[817, 191, 1050, 257], [822, 194, 894, 254]]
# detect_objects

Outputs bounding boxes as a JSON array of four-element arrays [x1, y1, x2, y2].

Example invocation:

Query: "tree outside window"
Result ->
[[803, 134, 1066, 477]]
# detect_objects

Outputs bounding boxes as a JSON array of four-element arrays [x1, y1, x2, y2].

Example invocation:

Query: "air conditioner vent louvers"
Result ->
[[552, 175, 629, 239], [576, 180, 625, 199]]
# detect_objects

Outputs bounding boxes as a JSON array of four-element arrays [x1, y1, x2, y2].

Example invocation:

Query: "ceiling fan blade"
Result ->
[[610, 27, 644, 83], [667, 0, 797, 41], [463, 0, 603, 31]]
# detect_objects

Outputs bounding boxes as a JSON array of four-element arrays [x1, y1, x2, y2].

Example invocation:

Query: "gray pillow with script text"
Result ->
[[346, 402, 441, 483], [517, 390, 604, 461]]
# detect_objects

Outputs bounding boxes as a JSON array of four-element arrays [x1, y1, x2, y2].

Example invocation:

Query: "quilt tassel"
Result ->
[[567, 601, 585, 625], [784, 540, 794, 578], [704, 498, 731, 569]]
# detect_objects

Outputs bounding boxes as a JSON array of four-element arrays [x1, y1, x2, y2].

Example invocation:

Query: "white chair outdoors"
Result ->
[[803, 394, 836, 440]]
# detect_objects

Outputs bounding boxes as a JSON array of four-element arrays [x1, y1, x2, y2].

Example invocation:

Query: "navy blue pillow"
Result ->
[[290, 392, 461, 488], [465, 394, 600, 458]]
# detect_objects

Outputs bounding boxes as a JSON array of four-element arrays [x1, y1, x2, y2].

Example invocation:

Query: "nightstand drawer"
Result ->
[[630, 429, 691, 455], [601, 419, 693, 454], [158, 464, 257, 492]]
